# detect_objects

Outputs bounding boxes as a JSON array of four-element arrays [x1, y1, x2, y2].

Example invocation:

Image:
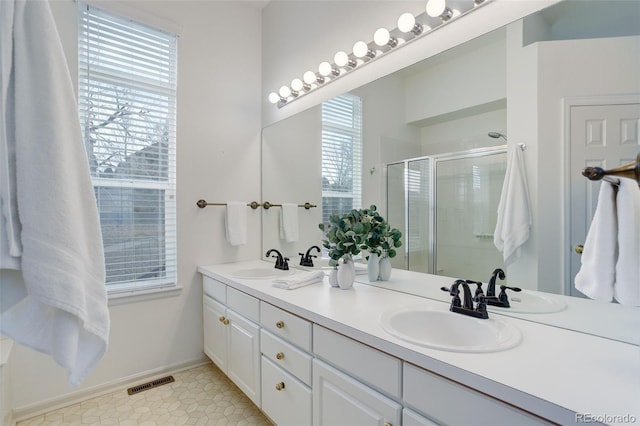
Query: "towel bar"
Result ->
[[196, 200, 261, 209], [196, 200, 317, 209], [262, 201, 317, 210], [582, 153, 640, 186]]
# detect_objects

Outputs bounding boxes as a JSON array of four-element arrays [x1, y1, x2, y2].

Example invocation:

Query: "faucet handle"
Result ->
[[466, 280, 484, 301], [282, 257, 290, 270]]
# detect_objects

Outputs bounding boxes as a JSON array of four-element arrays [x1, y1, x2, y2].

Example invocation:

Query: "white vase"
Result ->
[[337, 258, 355, 290], [379, 253, 392, 281], [328, 267, 339, 287], [367, 253, 380, 282]]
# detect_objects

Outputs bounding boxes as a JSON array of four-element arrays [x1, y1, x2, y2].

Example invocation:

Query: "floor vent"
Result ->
[[127, 375, 175, 395]]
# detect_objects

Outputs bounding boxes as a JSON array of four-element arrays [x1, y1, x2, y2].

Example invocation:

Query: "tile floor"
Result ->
[[17, 362, 273, 425]]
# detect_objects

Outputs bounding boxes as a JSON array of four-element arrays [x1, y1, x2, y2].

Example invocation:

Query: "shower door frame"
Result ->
[[387, 145, 507, 275]]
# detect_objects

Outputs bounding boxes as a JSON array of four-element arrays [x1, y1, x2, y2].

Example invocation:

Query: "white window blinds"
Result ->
[[78, 3, 177, 293], [321, 94, 363, 224]]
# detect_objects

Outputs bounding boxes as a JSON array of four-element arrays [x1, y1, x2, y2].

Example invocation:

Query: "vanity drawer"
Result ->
[[260, 302, 312, 351], [313, 324, 402, 399], [227, 287, 259, 323], [404, 363, 553, 425], [261, 329, 312, 386], [203, 275, 226, 303], [261, 356, 312, 426]]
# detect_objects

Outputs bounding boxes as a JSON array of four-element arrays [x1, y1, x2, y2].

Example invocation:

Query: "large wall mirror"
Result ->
[[261, 0, 640, 344]]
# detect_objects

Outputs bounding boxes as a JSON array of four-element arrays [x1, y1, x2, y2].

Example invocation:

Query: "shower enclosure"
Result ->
[[387, 146, 507, 282]]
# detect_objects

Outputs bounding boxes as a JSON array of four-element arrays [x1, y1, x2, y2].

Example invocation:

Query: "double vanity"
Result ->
[[199, 260, 639, 425]]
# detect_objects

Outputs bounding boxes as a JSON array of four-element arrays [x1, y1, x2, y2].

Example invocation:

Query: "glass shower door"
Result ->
[[434, 149, 506, 281]]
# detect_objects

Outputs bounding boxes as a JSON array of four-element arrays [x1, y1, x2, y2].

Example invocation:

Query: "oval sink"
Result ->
[[487, 290, 567, 314], [380, 306, 521, 353], [231, 268, 297, 279]]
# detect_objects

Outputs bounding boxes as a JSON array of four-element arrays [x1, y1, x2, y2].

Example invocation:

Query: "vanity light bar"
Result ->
[[268, 0, 491, 108]]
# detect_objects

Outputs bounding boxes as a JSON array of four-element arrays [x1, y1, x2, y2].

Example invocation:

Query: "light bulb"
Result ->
[[426, 0, 445, 17], [303, 71, 317, 85], [374, 28, 390, 46], [353, 41, 374, 59], [268, 92, 280, 104], [426, 0, 452, 20], [318, 61, 332, 77], [278, 85, 291, 98], [397, 13, 415, 33], [334, 51, 348, 67], [291, 78, 304, 92]]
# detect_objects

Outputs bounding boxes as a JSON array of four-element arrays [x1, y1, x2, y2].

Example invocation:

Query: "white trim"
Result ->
[[76, 0, 182, 35], [561, 93, 640, 295], [11, 357, 210, 423], [107, 284, 183, 306]]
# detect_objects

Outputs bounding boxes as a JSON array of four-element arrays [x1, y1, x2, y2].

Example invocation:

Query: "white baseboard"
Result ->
[[12, 356, 211, 423]]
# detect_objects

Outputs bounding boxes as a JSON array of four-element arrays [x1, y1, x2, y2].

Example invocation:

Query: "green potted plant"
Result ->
[[355, 205, 402, 281], [318, 209, 370, 289]]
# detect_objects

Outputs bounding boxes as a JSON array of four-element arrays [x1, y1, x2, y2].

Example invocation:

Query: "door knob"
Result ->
[[575, 244, 584, 254]]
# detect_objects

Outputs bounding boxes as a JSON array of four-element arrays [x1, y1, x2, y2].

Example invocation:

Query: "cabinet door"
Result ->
[[262, 356, 312, 426], [203, 295, 228, 371], [313, 359, 402, 426], [227, 309, 261, 407], [402, 409, 438, 426]]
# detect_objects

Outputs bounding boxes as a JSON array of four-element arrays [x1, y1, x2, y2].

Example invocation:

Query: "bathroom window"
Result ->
[[78, 4, 177, 294], [321, 94, 362, 223]]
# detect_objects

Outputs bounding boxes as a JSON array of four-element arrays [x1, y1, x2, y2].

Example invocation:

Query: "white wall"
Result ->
[[10, 0, 262, 416]]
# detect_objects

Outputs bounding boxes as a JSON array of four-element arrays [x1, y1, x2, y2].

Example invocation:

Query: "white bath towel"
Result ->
[[0, 0, 109, 386], [279, 203, 299, 243], [225, 202, 247, 246], [613, 178, 640, 306], [273, 271, 325, 290], [494, 145, 532, 265], [574, 181, 617, 302]]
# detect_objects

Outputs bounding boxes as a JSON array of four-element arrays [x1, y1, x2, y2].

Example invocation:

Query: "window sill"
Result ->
[[108, 285, 182, 306]]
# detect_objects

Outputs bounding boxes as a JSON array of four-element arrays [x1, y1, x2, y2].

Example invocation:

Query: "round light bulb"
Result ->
[[373, 28, 390, 47], [278, 85, 291, 98], [334, 51, 349, 67], [268, 92, 280, 104], [318, 61, 332, 77], [303, 71, 316, 84], [397, 13, 416, 33], [291, 78, 304, 92], [353, 41, 368, 58], [426, 0, 447, 17]]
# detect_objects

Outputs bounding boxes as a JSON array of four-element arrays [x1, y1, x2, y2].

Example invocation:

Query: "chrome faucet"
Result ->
[[299, 245, 320, 267], [266, 249, 289, 270], [441, 280, 497, 319]]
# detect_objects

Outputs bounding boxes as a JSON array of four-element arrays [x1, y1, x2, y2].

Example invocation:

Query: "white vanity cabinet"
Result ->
[[259, 302, 313, 425], [312, 325, 403, 426], [202, 276, 261, 407], [403, 363, 552, 425]]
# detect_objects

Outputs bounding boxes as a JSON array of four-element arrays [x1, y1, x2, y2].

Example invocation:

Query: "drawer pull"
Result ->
[[219, 316, 225, 322], [223, 318, 230, 325], [384, 423, 392, 426], [275, 382, 285, 391], [276, 352, 285, 360], [276, 320, 285, 329]]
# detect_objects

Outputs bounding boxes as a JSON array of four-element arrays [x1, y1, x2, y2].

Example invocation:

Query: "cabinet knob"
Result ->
[[276, 320, 285, 329], [275, 382, 285, 391], [575, 244, 584, 254], [276, 352, 285, 360], [223, 319, 230, 325], [218, 316, 225, 323], [384, 423, 392, 426]]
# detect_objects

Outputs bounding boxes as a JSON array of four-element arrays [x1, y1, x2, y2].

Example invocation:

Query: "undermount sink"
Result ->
[[231, 267, 297, 279], [487, 290, 567, 314], [380, 305, 522, 353]]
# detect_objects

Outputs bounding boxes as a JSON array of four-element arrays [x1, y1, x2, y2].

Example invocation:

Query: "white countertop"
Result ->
[[199, 260, 640, 425]]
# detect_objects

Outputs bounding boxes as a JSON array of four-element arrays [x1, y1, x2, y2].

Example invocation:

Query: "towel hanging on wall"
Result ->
[[0, 0, 109, 386], [493, 144, 532, 265], [225, 201, 247, 246]]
